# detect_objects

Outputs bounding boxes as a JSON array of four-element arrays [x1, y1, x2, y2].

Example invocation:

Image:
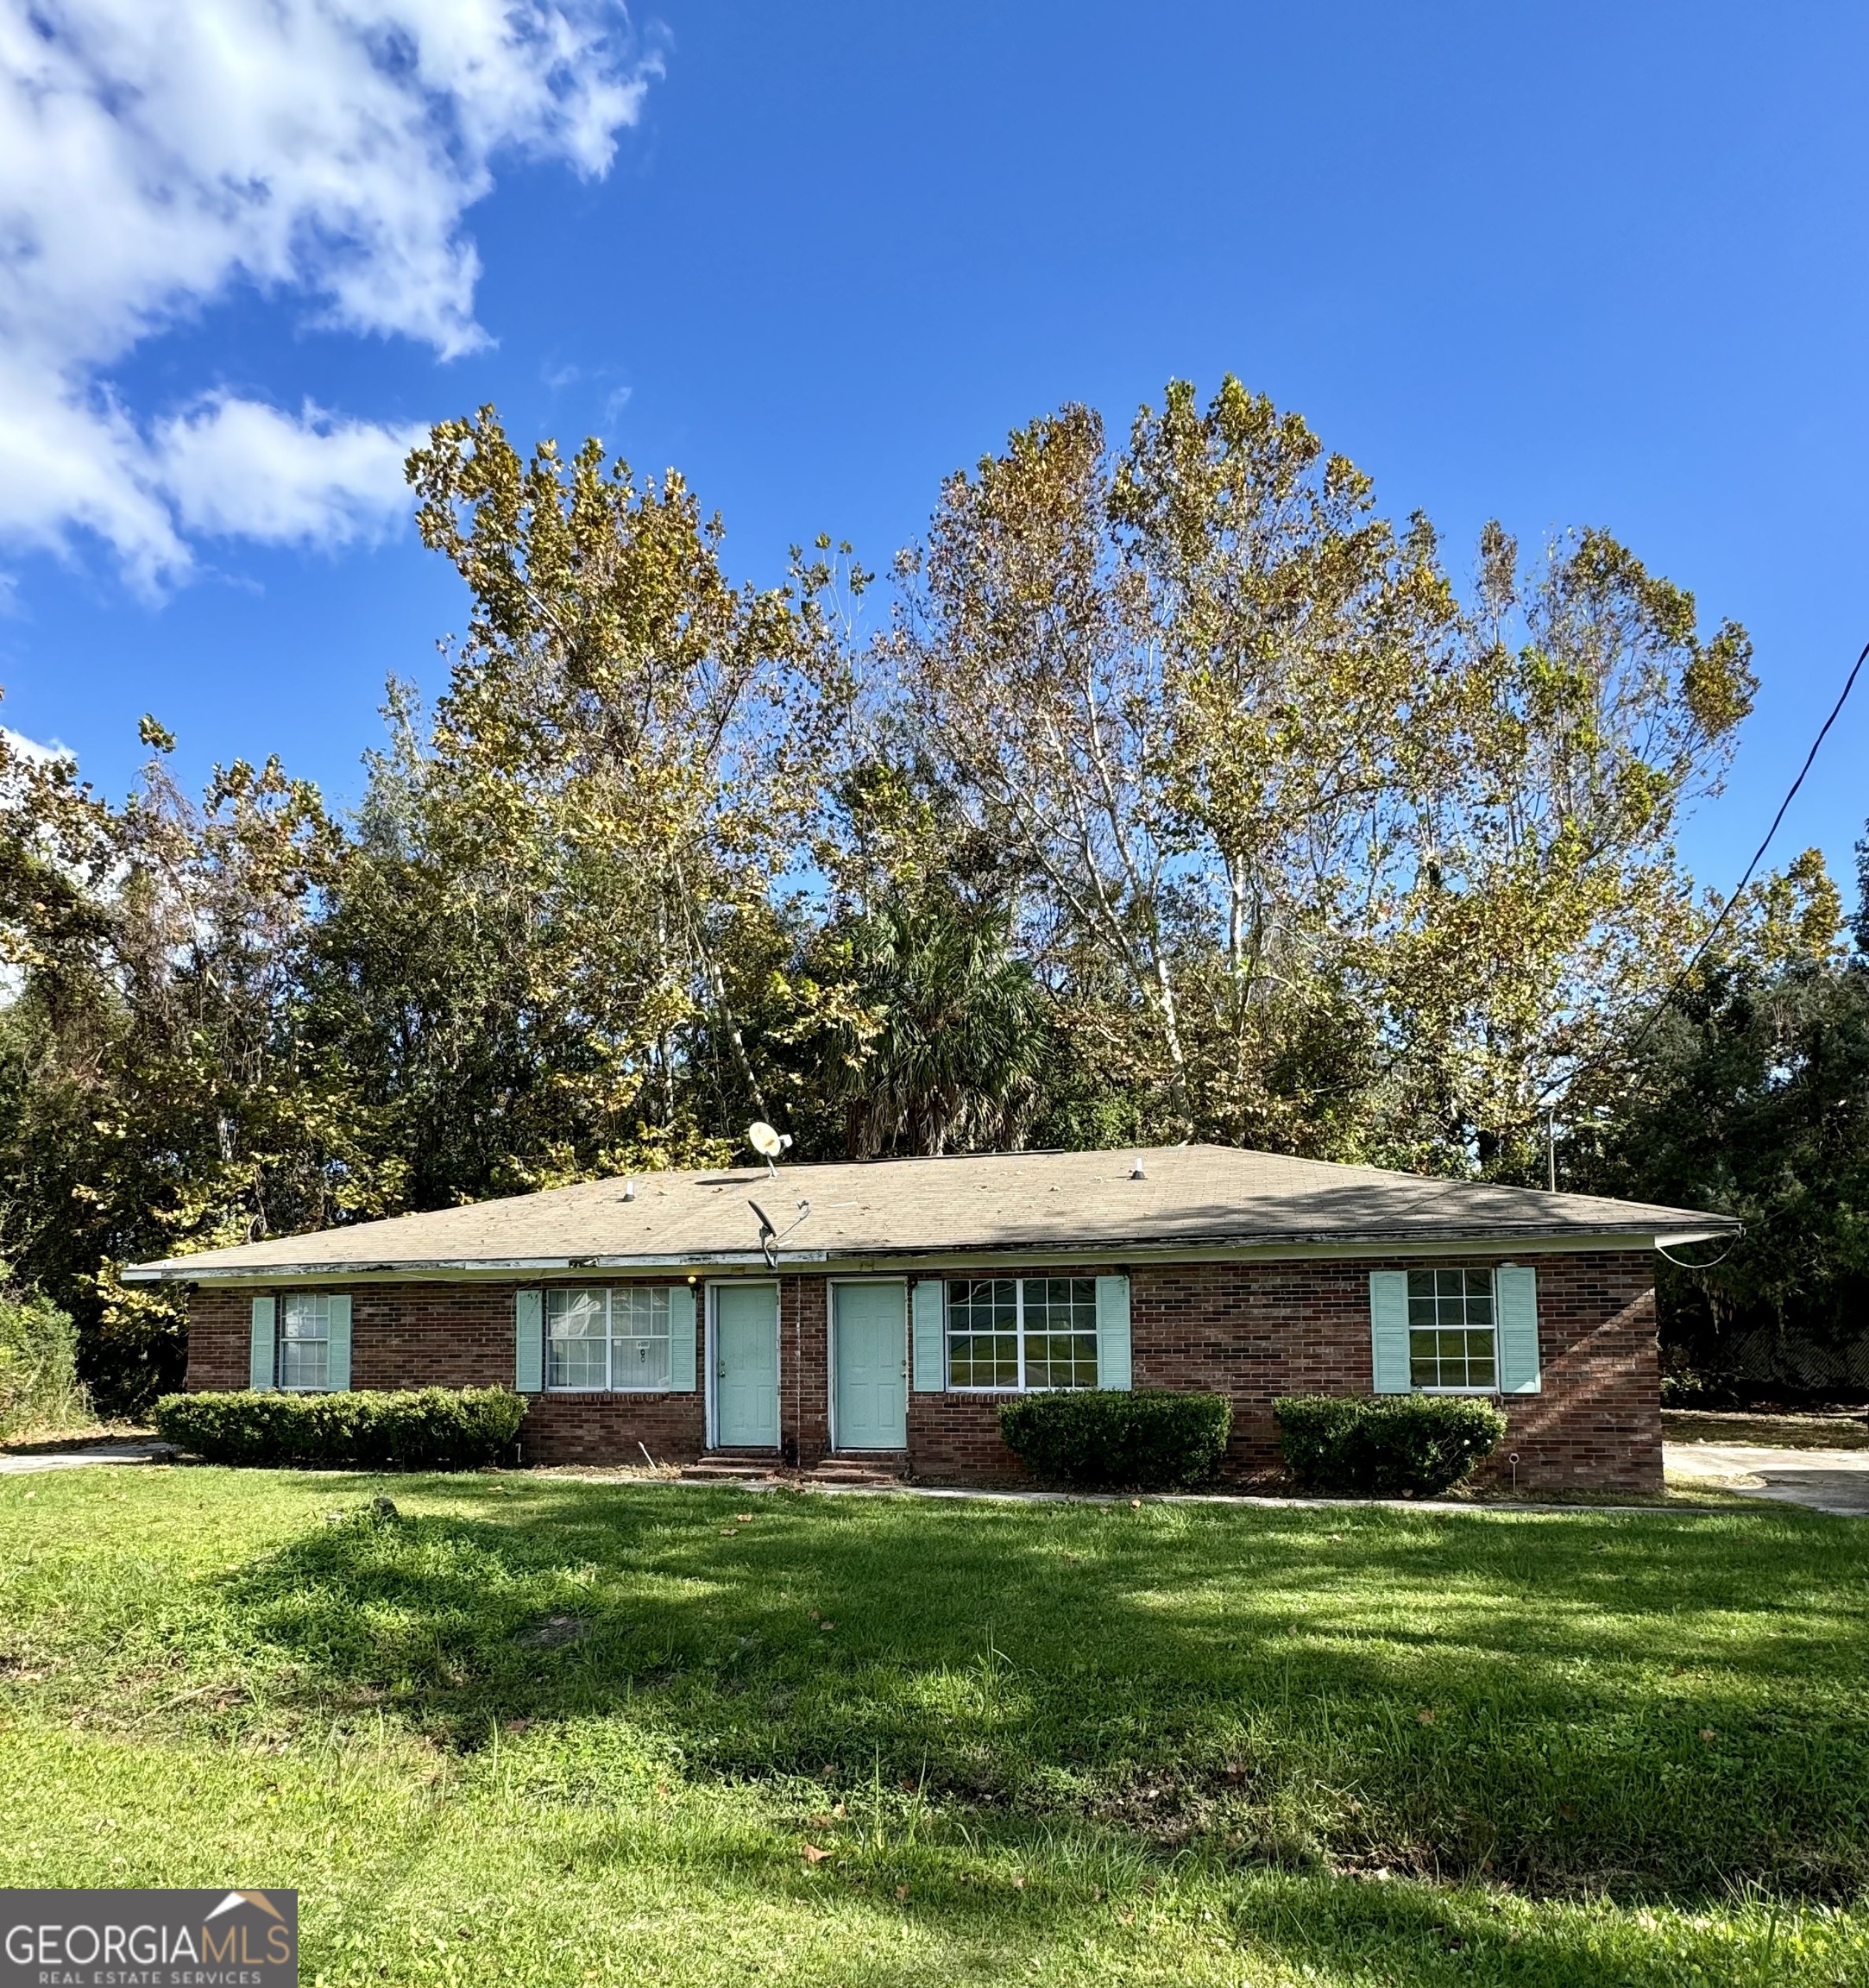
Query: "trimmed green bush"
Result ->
[[997, 1388, 1231, 1490], [152, 1387, 526, 1470], [1274, 1393, 1507, 1498]]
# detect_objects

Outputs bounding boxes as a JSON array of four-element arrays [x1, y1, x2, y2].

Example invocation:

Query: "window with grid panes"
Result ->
[[609, 1287, 671, 1390], [546, 1287, 673, 1391], [1406, 1268, 1497, 1389], [944, 1276, 1098, 1390], [546, 1289, 607, 1389], [946, 1278, 1018, 1387], [278, 1293, 330, 1390]]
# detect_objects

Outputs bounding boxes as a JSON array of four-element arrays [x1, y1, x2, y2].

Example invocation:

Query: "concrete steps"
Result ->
[[804, 1453, 909, 1488], [673, 1452, 910, 1490], [677, 1454, 783, 1483]]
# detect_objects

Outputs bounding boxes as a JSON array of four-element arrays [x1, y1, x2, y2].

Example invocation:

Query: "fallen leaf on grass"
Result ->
[[801, 1844, 829, 1865], [1417, 1708, 1436, 1725], [1699, 1727, 1717, 1744], [735, 1513, 755, 1523], [894, 1884, 909, 1901]]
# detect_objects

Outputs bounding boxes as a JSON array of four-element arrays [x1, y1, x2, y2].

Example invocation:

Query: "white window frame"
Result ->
[[1406, 1266, 1501, 1394], [544, 1287, 673, 1394], [943, 1276, 1099, 1393], [277, 1292, 331, 1393]]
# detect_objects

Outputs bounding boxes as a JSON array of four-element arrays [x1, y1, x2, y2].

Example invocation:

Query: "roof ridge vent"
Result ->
[[1130, 1159, 1147, 1180]]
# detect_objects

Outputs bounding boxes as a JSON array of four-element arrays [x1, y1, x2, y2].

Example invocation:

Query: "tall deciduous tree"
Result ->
[[0, 715, 378, 1406], [889, 376, 1771, 1170], [1385, 520, 1761, 1171], [308, 411, 861, 1200]]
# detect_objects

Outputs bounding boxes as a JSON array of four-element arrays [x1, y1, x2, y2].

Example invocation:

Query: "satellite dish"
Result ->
[[747, 1120, 794, 1177]]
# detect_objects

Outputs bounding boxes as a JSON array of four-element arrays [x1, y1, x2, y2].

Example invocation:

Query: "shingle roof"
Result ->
[[121, 1144, 1738, 1282]]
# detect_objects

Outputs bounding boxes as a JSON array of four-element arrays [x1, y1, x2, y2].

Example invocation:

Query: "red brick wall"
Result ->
[[1135, 1251, 1659, 1493], [903, 1252, 1659, 1492], [183, 1248, 1659, 1490], [781, 1275, 829, 1468], [185, 1278, 709, 1466]]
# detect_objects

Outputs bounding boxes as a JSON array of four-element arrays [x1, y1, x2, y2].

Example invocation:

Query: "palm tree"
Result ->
[[831, 896, 1051, 1157]]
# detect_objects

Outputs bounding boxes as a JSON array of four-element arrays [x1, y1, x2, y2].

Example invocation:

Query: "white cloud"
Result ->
[[154, 395, 427, 544], [0, 2, 661, 582], [0, 725, 71, 764]]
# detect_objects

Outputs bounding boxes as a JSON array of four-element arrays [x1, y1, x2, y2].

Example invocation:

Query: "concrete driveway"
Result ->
[[1666, 1443, 1869, 1516], [0, 1442, 174, 1476]]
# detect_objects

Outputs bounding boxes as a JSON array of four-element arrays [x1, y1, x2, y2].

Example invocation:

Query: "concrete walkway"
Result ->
[[0, 1441, 175, 1475], [1664, 1443, 1869, 1516], [4, 1436, 1863, 1517]]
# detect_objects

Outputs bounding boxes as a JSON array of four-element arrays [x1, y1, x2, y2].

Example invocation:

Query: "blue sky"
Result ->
[[4, 1, 1867, 903]]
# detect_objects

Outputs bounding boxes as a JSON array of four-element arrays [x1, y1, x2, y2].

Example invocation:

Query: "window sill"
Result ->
[[543, 1388, 682, 1398], [943, 1385, 1098, 1396]]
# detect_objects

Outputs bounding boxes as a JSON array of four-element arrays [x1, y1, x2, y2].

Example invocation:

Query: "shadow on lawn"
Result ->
[[221, 1479, 1869, 1904]]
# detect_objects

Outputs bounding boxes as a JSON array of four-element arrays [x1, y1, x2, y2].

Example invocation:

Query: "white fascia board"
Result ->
[[120, 1230, 1685, 1287], [121, 1249, 826, 1286]]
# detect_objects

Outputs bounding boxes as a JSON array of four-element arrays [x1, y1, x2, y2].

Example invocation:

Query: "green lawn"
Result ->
[[2, 1469, 1866, 1986]]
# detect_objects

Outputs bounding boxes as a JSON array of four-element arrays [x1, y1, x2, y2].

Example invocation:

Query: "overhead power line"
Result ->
[[1539, 632, 1869, 1126]]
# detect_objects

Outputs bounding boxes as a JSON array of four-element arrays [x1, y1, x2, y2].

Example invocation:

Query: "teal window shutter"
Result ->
[[1369, 1271, 1411, 1393], [514, 1290, 544, 1393], [667, 1285, 697, 1392], [326, 1294, 352, 1392], [1495, 1265, 1542, 1393], [911, 1279, 946, 1392], [249, 1296, 276, 1392], [1095, 1274, 1132, 1390]]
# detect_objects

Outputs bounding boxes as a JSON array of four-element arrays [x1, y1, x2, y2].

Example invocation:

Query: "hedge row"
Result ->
[[997, 1388, 1232, 1490], [152, 1387, 525, 1469], [1274, 1393, 1506, 1497]]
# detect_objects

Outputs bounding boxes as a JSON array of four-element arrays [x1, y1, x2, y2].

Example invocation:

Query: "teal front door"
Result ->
[[714, 1283, 779, 1448], [834, 1282, 908, 1450]]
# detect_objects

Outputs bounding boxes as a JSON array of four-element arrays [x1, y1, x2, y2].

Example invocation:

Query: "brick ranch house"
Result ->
[[123, 1145, 1736, 1492]]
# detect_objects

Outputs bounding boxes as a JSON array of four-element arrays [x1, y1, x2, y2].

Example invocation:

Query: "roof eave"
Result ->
[[120, 1219, 1734, 1286]]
